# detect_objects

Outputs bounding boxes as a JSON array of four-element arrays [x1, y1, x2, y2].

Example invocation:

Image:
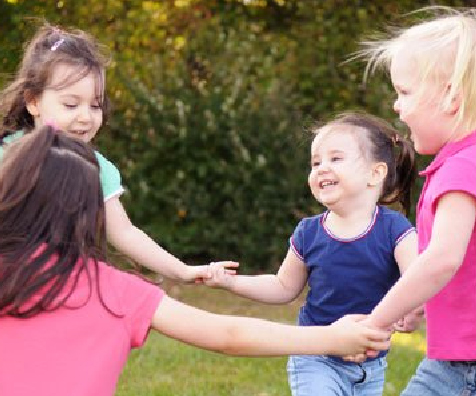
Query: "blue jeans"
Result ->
[[287, 354, 387, 396], [402, 358, 476, 396]]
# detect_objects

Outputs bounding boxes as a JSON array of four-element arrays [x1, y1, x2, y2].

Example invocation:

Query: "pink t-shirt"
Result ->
[[0, 258, 165, 396], [417, 130, 476, 360]]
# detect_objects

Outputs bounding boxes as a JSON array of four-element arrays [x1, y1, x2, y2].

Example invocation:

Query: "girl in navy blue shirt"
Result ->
[[206, 112, 421, 396]]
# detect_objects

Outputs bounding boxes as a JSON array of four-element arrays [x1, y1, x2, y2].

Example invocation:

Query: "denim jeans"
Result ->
[[402, 358, 476, 396], [287, 354, 387, 396]]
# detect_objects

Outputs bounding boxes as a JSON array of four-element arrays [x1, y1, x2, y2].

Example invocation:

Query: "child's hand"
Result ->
[[187, 261, 239, 285], [329, 314, 391, 358], [393, 305, 425, 333], [202, 261, 239, 288]]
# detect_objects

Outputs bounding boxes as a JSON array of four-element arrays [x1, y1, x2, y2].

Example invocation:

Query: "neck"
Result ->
[[325, 202, 377, 239]]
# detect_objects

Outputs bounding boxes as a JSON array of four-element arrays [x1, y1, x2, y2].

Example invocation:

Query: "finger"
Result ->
[[215, 261, 239, 269], [224, 269, 237, 275], [366, 339, 391, 352], [365, 328, 392, 342]]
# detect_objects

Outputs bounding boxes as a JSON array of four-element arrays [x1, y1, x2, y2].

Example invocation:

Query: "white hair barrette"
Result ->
[[51, 38, 65, 51]]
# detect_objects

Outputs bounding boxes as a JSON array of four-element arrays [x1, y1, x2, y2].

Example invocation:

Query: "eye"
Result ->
[[63, 103, 77, 109], [311, 160, 320, 167], [91, 104, 102, 111], [331, 156, 342, 162]]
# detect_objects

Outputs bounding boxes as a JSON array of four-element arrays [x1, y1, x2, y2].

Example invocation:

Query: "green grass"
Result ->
[[116, 283, 425, 395]]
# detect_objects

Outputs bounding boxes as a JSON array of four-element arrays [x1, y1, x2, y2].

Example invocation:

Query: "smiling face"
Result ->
[[390, 48, 455, 155], [308, 128, 378, 211], [26, 63, 104, 143]]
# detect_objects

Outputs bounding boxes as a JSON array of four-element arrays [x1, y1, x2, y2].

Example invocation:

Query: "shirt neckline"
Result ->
[[321, 206, 379, 242], [420, 129, 476, 176]]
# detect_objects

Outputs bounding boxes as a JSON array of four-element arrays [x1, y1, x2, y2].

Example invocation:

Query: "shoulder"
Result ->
[[294, 213, 324, 234], [94, 150, 124, 201], [376, 206, 414, 242], [377, 206, 409, 222], [95, 150, 119, 172]]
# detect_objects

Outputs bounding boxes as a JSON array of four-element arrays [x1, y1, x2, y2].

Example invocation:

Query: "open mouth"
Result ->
[[319, 181, 338, 189], [70, 130, 89, 136]]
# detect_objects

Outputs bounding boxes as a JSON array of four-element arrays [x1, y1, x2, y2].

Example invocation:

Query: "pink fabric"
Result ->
[[417, 130, 476, 360], [0, 258, 164, 396]]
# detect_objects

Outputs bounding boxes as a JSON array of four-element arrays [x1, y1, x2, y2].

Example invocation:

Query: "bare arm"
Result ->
[[393, 230, 424, 332], [394, 230, 418, 274], [368, 192, 476, 329], [105, 197, 235, 282], [206, 248, 308, 304], [151, 295, 391, 357]]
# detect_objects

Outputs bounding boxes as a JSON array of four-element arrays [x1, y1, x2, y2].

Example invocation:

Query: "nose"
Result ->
[[77, 105, 93, 123], [393, 97, 400, 114]]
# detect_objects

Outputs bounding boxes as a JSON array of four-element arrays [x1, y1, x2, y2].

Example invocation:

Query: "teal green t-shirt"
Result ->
[[0, 131, 123, 201]]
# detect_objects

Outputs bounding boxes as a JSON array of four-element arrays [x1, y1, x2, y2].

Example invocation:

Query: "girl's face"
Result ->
[[26, 63, 104, 143], [391, 49, 453, 155], [308, 129, 376, 211]]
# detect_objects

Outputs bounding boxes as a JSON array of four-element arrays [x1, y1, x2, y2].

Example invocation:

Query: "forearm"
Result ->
[[108, 225, 190, 281], [215, 315, 334, 356], [369, 249, 458, 329], [154, 297, 333, 356], [226, 274, 299, 304]]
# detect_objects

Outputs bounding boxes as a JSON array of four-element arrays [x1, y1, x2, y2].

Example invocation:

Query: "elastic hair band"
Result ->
[[51, 38, 65, 51]]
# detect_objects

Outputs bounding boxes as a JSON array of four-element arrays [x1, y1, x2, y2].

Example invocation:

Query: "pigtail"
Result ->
[[392, 135, 417, 215]]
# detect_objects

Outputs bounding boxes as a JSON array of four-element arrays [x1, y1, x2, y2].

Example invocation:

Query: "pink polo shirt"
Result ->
[[417, 130, 476, 360], [0, 258, 164, 396]]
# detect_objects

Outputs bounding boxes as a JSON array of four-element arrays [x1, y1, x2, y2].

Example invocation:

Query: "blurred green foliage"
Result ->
[[0, 0, 470, 270]]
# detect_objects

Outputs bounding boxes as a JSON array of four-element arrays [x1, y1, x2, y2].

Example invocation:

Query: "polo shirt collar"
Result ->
[[420, 129, 476, 176]]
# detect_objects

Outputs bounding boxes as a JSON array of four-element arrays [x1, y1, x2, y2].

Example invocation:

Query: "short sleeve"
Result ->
[[432, 157, 476, 204], [389, 211, 415, 248], [289, 219, 306, 261], [104, 265, 166, 348], [95, 151, 124, 202]]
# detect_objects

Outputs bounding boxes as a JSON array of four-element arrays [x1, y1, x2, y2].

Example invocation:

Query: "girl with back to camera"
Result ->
[[0, 22, 234, 282], [0, 126, 391, 396], [206, 112, 420, 396], [358, 7, 476, 395]]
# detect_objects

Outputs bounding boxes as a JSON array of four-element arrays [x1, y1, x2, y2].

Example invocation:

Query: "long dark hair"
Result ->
[[0, 22, 110, 140], [316, 111, 417, 215], [0, 126, 109, 317]]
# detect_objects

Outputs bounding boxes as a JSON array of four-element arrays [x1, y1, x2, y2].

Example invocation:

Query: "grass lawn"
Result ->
[[116, 282, 425, 396]]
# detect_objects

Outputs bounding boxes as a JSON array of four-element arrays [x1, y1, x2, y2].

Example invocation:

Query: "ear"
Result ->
[[24, 91, 40, 117], [368, 162, 388, 187], [444, 83, 462, 116]]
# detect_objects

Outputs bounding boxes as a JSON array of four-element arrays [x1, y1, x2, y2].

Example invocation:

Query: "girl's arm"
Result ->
[[150, 295, 391, 357], [205, 248, 308, 304], [394, 230, 418, 273], [393, 231, 424, 332], [368, 192, 476, 330], [105, 197, 236, 282]]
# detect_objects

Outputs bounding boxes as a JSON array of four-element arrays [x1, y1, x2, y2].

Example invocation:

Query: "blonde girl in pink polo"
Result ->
[[359, 7, 476, 395]]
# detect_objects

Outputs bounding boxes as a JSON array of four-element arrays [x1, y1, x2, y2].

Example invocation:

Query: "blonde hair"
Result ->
[[360, 7, 476, 132]]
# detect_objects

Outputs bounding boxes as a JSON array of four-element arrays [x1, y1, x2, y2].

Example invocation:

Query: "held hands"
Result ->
[[185, 261, 239, 284], [202, 261, 237, 288], [393, 305, 425, 333], [328, 315, 391, 358]]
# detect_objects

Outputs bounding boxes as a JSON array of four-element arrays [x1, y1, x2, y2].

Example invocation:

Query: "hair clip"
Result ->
[[51, 38, 65, 51], [392, 134, 400, 145]]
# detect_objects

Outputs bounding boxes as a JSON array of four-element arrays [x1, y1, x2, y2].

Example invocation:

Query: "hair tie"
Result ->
[[392, 134, 400, 146], [51, 38, 65, 51]]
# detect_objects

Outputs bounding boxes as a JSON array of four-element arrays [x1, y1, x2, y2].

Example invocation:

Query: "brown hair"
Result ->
[[314, 111, 416, 215], [0, 126, 109, 317], [0, 22, 110, 140]]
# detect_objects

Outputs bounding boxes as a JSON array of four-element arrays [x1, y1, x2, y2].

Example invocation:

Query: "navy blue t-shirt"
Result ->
[[290, 205, 414, 328]]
